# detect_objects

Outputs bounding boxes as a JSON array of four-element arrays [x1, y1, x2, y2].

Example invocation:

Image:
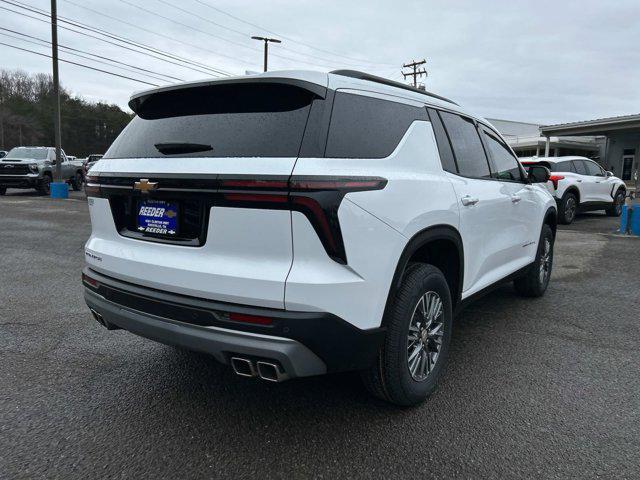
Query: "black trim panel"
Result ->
[[83, 268, 385, 373]]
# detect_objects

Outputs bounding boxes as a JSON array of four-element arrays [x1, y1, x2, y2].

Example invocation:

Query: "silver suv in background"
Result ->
[[0, 146, 84, 195]]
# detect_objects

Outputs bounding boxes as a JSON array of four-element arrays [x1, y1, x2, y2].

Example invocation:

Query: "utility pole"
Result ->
[[251, 36, 281, 72], [50, 0, 62, 184], [402, 59, 427, 88]]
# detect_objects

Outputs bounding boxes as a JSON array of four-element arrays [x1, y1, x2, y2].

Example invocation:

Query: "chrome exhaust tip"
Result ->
[[90, 308, 105, 326], [230, 357, 256, 378], [90, 308, 120, 330], [256, 361, 289, 382]]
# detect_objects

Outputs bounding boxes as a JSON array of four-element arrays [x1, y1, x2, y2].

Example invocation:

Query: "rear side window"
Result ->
[[105, 83, 314, 158], [427, 108, 457, 173], [552, 161, 576, 173], [325, 92, 427, 158], [480, 128, 523, 181], [439, 111, 491, 178]]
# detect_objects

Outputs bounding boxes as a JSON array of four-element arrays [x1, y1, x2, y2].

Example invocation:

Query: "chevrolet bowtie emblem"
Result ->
[[134, 178, 158, 193]]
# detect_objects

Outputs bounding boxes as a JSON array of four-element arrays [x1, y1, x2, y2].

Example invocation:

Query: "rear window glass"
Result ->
[[325, 92, 427, 158], [104, 84, 314, 158]]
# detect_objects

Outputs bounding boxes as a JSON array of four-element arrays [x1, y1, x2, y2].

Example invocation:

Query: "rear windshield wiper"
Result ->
[[154, 142, 213, 155]]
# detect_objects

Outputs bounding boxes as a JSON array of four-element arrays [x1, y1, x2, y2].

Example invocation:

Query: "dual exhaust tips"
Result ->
[[231, 357, 289, 382]]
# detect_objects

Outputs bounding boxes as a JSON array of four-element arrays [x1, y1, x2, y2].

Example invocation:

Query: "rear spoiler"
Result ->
[[129, 77, 328, 114]]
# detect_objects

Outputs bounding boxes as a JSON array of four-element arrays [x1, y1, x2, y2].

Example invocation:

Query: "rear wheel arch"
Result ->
[[564, 186, 580, 204], [543, 207, 557, 238], [382, 225, 463, 325]]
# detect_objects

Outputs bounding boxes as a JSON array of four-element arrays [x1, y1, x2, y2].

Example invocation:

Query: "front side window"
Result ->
[[584, 161, 604, 176], [573, 160, 589, 175], [439, 111, 490, 178], [325, 92, 427, 158], [480, 128, 523, 181]]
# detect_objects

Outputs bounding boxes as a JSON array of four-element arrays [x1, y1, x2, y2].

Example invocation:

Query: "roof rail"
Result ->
[[330, 70, 458, 105]]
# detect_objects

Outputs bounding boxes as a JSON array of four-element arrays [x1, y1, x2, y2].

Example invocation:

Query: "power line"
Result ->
[[152, 0, 393, 69], [1, 28, 184, 83], [1, 0, 230, 77], [116, 0, 373, 70], [6, 0, 229, 76], [191, 0, 396, 67], [60, 0, 247, 69], [0, 41, 159, 86]]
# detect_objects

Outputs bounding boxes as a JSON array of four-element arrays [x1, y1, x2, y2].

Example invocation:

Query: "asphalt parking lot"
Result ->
[[1, 188, 639, 479]]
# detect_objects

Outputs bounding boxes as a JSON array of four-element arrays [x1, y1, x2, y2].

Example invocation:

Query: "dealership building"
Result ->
[[490, 114, 640, 183]]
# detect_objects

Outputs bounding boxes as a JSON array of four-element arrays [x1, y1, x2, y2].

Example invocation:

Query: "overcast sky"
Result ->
[[2, 0, 639, 124]]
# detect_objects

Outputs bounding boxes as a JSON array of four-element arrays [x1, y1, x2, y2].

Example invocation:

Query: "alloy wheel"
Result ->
[[565, 196, 577, 222], [407, 291, 444, 381], [539, 238, 552, 285], [615, 193, 624, 215]]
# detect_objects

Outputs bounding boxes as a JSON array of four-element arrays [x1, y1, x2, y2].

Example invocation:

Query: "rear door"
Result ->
[[86, 81, 322, 308], [479, 125, 539, 265], [437, 110, 523, 297]]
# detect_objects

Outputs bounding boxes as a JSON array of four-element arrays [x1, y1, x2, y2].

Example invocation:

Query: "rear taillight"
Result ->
[[84, 174, 386, 264], [220, 176, 386, 264], [82, 272, 99, 288], [84, 175, 100, 197], [549, 175, 565, 189]]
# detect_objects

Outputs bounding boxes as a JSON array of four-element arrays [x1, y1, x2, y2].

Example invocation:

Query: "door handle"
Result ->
[[576, 179, 582, 182], [511, 195, 521, 203], [461, 195, 479, 206]]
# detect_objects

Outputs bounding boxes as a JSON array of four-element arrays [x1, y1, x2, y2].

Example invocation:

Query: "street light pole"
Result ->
[[251, 36, 281, 72], [50, 0, 62, 184]]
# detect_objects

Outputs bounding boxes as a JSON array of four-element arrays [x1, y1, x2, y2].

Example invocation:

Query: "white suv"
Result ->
[[521, 156, 626, 224], [83, 70, 557, 405]]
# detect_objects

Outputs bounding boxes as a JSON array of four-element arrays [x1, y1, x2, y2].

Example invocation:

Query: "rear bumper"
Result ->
[[82, 268, 385, 377]]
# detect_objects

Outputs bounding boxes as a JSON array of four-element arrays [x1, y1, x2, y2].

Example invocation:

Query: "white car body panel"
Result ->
[[85, 70, 556, 336], [86, 199, 293, 308]]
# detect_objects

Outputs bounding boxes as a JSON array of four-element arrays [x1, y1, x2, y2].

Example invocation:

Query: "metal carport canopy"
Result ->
[[540, 114, 640, 136]]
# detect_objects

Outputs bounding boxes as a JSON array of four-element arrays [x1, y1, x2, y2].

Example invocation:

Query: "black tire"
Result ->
[[514, 224, 554, 298], [37, 174, 51, 195], [71, 172, 84, 191], [361, 264, 453, 406], [0, 186, 6, 196], [606, 189, 625, 217], [558, 192, 578, 224]]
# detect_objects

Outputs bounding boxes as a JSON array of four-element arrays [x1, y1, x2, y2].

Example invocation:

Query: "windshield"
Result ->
[[5, 147, 48, 160]]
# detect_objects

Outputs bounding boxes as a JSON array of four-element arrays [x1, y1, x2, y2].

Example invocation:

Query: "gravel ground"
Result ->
[[1, 189, 638, 479]]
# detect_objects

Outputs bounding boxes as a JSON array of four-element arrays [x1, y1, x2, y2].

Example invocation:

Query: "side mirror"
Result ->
[[528, 165, 551, 183], [606, 171, 614, 177]]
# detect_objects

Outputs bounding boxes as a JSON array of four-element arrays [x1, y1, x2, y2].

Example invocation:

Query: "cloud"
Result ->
[[2, 0, 638, 124]]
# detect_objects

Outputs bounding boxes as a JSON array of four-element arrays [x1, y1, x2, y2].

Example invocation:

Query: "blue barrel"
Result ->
[[620, 205, 640, 235], [50, 182, 69, 199]]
